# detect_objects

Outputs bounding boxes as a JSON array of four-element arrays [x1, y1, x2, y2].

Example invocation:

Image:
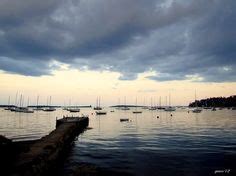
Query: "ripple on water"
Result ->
[[1, 108, 236, 176]]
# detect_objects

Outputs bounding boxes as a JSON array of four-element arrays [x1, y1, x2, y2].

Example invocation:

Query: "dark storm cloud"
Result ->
[[0, 0, 235, 82]]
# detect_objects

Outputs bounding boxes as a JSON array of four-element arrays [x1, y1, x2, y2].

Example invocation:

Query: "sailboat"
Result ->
[[164, 94, 176, 112], [157, 97, 165, 110], [43, 96, 56, 112], [192, 91, 202, 113], [9, 92, 19, 112], [94, 97, 102, 110], [67, 107, 80, 113], [33, 95, 43, 111], [66, 99, 80, 112], [148, 98, 156, 110], [121, 97, 130, 110], [95, 97, 107, 115], [14, 95, 34, 113], [116, 98, 122, 110], [133, 97, 142, 113], [142, 98, 148, 109], [4, 96, 12, 110]]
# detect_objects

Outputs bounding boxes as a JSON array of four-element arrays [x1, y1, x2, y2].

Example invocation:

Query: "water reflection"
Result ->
[[0, 107, 236, 175]]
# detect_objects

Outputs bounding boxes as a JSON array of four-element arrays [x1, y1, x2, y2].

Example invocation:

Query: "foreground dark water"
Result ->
[[0, 108, 236, 175]]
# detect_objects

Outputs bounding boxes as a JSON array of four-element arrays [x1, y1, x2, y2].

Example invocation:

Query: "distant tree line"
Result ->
[[189, 95, 236, 107]]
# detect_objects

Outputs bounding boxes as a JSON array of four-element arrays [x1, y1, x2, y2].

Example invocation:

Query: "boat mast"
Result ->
[[124, 96, 126, 107], [50, 96, 52, 107], [99, 96, 101, 108], [169, 93, 171, 107], [27, 97, 29, 107], [19, 94, 22, 108], [8, 96, 10, 106], [159, 96, 162, 108], [37, 95, 39, 107], [20, 95, 23, 108], [151, 97, 153, 108], [165, 96, 167, 107], [15, 91, 18, 107], [22, 96, 25, 107]]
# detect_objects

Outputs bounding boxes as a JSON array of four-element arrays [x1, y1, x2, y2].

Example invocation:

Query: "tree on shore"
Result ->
[[189, 95, 236, 107]]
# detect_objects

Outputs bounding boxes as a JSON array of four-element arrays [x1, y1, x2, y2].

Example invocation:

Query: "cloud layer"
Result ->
[[0, 0, 235, 82]]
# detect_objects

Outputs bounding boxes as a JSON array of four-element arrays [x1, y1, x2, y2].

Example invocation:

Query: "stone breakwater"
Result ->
[[0, 117, 89, 176]]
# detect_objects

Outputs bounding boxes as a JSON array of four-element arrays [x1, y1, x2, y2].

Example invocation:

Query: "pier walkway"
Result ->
[[9, 116, 89, 176]]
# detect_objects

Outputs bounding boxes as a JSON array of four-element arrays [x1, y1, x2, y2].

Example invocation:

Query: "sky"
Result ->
[[0, 0, 236, 106]]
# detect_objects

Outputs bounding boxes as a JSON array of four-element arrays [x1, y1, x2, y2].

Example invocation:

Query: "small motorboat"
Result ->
[[96, 111, 107, 115], [192, 108, 202, 113], [67, 108, 80, 113], [120, 118, 129, 122], [133, 111, 142, 114]]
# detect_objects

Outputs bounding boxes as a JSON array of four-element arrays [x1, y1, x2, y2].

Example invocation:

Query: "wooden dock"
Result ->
[[6, 116, 89, 176]]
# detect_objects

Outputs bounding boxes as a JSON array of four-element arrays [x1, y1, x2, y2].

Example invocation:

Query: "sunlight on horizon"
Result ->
[[1, 69, 235, 106]]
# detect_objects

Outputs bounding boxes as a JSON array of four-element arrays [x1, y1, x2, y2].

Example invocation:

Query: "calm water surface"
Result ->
[[0, 108, 236, 175]]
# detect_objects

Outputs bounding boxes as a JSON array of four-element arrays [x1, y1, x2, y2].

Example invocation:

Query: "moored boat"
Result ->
[[192, 90, 202, 113], [68, 108, 80, 112], [133, 111, 142, 113], [15, 107, 34, 113], [96, 111, 107, 115], [43, 107, 56, 112], [94, 97, 102, 110], [148, 106, 157, 110], [121, 107, 130, 110], [164, 106, 176, 112], [132, 98, 142, 114], [192, 108, 202, 113], [120, 118, 129, 122], [212, 107, 216, 111], [43, 96, 56, 112]]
